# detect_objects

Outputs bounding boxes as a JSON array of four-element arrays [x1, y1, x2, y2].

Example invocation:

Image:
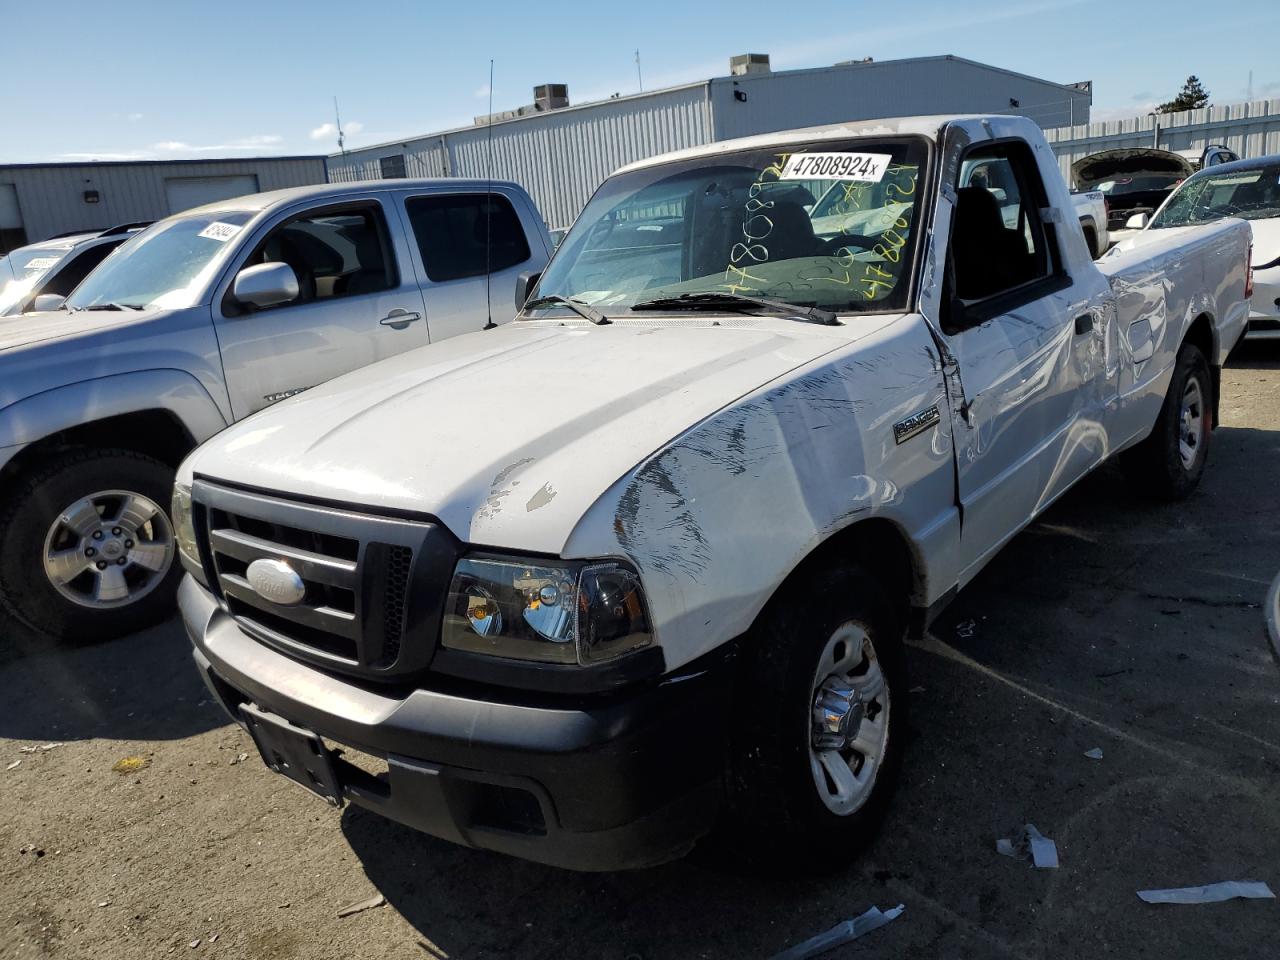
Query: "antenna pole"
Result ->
[[333, 96, 346, 155], [635, 49, 643, 92], [483, 59, 496, 330]]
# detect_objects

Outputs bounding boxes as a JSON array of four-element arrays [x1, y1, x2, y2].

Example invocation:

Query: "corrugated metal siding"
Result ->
[[1045, 99, 1280, 180], [329, 86, 712, 229], [710, 57, 1091, 141], [0, 157, 328, 243]]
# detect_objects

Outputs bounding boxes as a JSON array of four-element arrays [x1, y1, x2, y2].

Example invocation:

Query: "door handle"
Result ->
[[380, 309, 421, 328], [1074, 313, 1093, 335]]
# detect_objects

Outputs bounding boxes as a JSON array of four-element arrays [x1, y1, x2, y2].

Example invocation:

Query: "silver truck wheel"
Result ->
[[41, 490, 175, 609], [809, 623, 891, 816], [1178, 377, 1206, 471]]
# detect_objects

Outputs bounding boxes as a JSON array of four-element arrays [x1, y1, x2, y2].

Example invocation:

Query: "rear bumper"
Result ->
[[181, 576, 729, 871]]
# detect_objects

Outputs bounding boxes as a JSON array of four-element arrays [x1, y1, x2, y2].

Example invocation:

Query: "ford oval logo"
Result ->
[[246, 558, 306, 606]]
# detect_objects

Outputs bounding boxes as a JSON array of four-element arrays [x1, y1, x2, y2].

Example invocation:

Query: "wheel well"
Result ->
[[1183, 313, 1219, 425], [770, 518, 918, 632], [0, 409, 195, 493]]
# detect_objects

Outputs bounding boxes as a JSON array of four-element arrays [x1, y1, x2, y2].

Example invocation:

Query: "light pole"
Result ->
[[1149, 110, 1160, 149]]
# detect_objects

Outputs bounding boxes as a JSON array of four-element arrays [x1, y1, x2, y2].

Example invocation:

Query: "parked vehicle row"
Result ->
[[172, 115, 1251, 871], [0, 179, 551, 639], [0, 223, 150, 317]]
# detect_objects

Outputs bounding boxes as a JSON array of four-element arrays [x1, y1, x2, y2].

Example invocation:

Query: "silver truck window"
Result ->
[[66, 211, 254, 311], [244, 206, 396, 304], [533, 137, 927, 316], [404, 194, 531, 283]]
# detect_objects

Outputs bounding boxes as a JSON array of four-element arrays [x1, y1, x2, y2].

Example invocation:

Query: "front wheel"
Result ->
[[716, 564, 907, 870], [1122, 343, 1212, 499], [0, 448, 181, 640]]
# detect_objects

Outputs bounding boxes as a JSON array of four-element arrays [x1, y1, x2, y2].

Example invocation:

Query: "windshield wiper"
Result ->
[[78, 302, 145, 312], [523, 294, 609, 325], [630, 292, 839, 326]]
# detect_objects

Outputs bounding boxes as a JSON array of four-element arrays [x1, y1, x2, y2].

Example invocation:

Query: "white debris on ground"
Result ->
[[1084, 747, 1104, 760], [997, 824, 1059, 868], [1137, 881, 1275, 904], [768, 904, 905, 960]]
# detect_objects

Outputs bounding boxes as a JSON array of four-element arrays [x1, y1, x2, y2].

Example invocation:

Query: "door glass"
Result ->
[[953, 148, 1052, 302], [404, 194, 530, 283], [246, 207, 394, 307]]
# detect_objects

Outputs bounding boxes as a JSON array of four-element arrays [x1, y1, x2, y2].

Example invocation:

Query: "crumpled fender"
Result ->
[[0, 368, 229, 461]]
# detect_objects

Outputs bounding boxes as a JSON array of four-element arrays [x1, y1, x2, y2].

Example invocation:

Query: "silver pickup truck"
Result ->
[[0, 179, 551, 640], [177, 115, 1249, 872]]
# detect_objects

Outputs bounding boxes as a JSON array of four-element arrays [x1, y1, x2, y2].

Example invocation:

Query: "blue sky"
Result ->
[[4, 0, 1278, 163]]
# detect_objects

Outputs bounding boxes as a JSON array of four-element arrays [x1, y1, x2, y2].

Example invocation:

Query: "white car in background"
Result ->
[[1111, 154, 1280, 340], [0, 224, 149, 316]]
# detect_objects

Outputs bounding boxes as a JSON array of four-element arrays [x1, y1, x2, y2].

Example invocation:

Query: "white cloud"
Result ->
[[55, 134, 287, 162], [127, 112, 144, 122], [474, 83, 490, 99], [310, 120, 362, 141]]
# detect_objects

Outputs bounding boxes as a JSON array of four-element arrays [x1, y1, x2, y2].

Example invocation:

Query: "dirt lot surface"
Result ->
[[2, 344, 1278, 960]]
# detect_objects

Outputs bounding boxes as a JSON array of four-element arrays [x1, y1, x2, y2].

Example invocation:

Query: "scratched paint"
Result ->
[[479, 457, 534, 520], [525, 482, 558, 512]]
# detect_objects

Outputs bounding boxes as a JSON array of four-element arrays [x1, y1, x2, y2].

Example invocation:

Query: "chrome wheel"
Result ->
[[1178, 378, 1205, 470], [41, 490, 175, 609], [809, 622, 891, 816]]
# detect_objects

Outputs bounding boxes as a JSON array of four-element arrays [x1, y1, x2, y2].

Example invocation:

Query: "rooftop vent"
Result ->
[[533, 84, 569, 111], [730, 54, 771, 77]]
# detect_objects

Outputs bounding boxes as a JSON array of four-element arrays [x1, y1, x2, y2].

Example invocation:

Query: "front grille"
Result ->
[[192, 480, 456, 680]]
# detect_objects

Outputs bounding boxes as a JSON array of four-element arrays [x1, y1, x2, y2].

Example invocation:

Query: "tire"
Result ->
[[716, 564, 908, 871], [1122, 343, 1212, 500], [0, 448, 181, 640]]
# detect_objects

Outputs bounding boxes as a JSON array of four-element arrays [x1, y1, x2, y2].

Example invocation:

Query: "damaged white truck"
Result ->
[[177, 115, 1250, 871]]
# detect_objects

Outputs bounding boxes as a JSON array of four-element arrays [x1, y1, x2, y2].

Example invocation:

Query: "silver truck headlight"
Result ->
[[171, 482, 201, 573], [442, 557, 652, 665]]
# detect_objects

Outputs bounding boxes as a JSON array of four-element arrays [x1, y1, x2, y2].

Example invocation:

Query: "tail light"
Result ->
[[1245, 243, 1254, 299]]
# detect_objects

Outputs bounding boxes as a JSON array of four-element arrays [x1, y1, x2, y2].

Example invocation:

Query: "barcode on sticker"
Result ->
[[780, 152, 892, 182], [198, 222, 242, 242], [22, 256, 61, 272]]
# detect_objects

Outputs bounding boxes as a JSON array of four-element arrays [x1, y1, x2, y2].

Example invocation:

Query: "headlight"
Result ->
[[170, 481, 200, 573], [442, 557, 652, 665]]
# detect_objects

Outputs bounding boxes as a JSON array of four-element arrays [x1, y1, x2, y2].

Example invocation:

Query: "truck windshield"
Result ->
[[531, 137, 927, 318], [65, 211, 255, 311], [1151, 163, 1280, 228]]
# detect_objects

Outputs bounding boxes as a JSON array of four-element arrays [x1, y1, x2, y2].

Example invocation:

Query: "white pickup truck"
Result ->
[[177, 115, 1250, 872], [0, 179, 551, 640]]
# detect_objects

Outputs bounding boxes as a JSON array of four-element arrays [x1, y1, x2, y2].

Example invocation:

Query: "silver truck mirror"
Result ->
[[31, 294, 66, 312], [233, 262, 299, 309], [516, 270, 542, 309], [1125, 212, 1150, 230]]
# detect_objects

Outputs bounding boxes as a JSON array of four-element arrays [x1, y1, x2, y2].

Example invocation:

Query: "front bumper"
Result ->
[[181, 576, 729, 871]]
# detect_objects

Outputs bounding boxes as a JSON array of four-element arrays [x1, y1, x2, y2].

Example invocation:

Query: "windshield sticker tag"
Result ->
[[22, 256, 61, 272], [779, 152, 892, 182], [198, 221, 242, 242]]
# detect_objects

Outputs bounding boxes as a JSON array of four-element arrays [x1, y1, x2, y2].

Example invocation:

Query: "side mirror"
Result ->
[[31, 294, 66, 312], [1125, 212, 1150, 230], [232, 262, 299, 309], [515, 270, 541, 310]]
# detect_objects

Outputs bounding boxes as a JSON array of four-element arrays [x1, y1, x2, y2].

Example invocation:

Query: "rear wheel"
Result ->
[[716, 564, 907, 870], [1122, 343, 1211, 499], [0, 449, 181, 640]]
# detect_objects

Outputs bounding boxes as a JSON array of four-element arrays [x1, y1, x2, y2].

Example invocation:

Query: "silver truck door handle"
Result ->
[[380, 309, 421, 328]]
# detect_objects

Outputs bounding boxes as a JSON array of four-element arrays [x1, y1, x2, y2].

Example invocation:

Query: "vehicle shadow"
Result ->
[[0, 613, 230, 742]]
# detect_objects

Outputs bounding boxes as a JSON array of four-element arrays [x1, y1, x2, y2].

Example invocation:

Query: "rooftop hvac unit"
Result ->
[[534, 84, 569, 111], [730, 54, 771, 76]]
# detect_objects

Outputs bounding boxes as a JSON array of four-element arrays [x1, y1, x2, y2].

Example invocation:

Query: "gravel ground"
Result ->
[[2, 343, 1278, 960]]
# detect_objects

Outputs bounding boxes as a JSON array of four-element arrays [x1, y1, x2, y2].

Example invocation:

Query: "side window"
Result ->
[[243, 205, 395, 309], [404, 193, 531, 283], [380, 155, 406, 179], [39, 241, 119, 298], [951, 143, 1054, 305]]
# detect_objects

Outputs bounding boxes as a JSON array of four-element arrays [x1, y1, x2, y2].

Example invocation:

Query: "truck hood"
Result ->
[[187, 316, 895, 554], [1071, 148, 1194, 189], [0, 308, 155, 353]]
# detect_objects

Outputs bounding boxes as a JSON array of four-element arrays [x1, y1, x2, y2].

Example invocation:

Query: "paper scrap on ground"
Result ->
[[1137, 881, 1275, 904], [337, 892, 387, 918], [1084, 747, 1104, 760], [997, 824, 1059, 868], [769, 904, 905, 960]]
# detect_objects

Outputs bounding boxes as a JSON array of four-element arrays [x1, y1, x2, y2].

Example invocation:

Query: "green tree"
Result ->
[[1158, 76, 1210, 113]]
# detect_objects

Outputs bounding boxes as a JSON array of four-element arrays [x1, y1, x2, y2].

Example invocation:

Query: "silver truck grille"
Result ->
[[191, 480, 451, 680]]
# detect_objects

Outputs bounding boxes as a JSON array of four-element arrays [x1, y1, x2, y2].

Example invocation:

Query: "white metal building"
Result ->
[[328, 54, 1092, 229], [0, 156, 328, 252]]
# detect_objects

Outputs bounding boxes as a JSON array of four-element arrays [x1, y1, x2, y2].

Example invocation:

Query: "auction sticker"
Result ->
[[198, 221, 242, 242], [779, 152, 892, 181], [21, 256, 61, 272]]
